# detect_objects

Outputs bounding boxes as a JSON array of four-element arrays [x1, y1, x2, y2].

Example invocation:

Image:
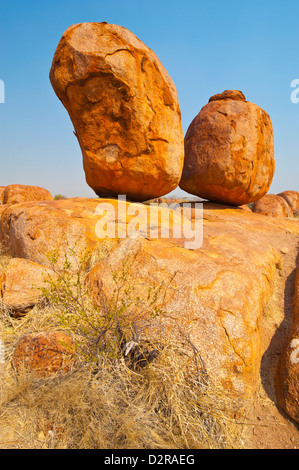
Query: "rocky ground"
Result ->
[[245, 242, 299, 448], [1, 188, 299, 448]]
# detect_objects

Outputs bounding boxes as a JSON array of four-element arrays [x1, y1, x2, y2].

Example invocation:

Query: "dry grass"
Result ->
[[0, 247, 245, 449], [0, 313, 244, 449]]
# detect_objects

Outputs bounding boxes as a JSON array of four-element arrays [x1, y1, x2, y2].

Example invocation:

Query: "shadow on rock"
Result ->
[[260, 264, 299, 430]]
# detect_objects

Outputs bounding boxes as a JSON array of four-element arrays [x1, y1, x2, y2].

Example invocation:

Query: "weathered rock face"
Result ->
[[0, 197, 193, 271], [239, 204, 252, 212], [179, 90, 275, 206], [275, 262, 299, 423], [50, 22, 184, 201], [0, 187, 5, 204], [252, 194, 294, 218], [2, 196, 299, 411], [0, 205, 8, 220], [278, 191, 299, 215], [84, 201, 299, 405], [3, 184, 53, 205], [0, 198, 108, 270], [12, 331, 75, 377], [85, 232, 279, 405], [0, 258, 56, 317]]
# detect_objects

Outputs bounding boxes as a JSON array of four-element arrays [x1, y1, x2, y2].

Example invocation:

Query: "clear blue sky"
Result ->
[[0, 0, 298, 198]]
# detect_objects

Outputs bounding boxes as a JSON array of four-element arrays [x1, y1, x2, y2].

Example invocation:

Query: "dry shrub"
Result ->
[[0, 247, 245, 449], [0, 338, 243, 449], [0, 301, 244, 450]]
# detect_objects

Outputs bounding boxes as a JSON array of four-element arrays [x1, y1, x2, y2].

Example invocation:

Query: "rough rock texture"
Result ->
[[179, 90, 275, 206], [12, 331, 75, 377], [0, 258, 56, 317], [86, 234, 279, 407], [239, 204, 252, 212], [209, 89, 246, 103], [0, 197, 192, 270], [3, 185, 53, 205], [0, 205, 8, 219], [278, 191, 299, 215], [1, 196, 299, 420], [84, 201, 299, 408], [0, 198, 108, 270], [50, 22, 184, 201], [252, 194, 294, 218], [275, 259, 299, 423], [0, 187, 5, 204]]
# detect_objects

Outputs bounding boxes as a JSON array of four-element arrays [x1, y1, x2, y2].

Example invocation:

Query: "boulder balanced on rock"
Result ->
[[50, 22, 184, 202], [179, 90, 275, 206]]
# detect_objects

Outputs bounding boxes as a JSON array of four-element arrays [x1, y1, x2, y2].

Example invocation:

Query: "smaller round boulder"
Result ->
[[180, 90, 275, 206], [3, 185, 53, 205], [12, 331, 75, 377], [251, 194, 294, 218]]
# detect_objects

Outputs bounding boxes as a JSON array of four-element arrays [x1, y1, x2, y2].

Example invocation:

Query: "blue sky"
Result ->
[[0, 0, 298, 198]]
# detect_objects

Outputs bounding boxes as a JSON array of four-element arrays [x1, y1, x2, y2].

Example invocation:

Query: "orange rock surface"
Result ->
[[12, 331, 75, 377], [0, 204, 8, 219], [238, 204, 252, 212], [275, 262, 299, 423], [252, 194, 293, 218], [0, 197, 191, 270], [0, 258, 56, 317], [50, 22, 184, 201], [3, 184, 53, 205], [0, 198, 105, 270], [278, 190, 299, 215], [0, 186, 5, 204], [84, 201, 299, 405], [2, 197, 299, 410], [179, 90, 275, 205]]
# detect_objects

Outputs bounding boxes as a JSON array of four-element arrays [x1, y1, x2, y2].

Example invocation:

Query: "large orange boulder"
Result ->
[[12, 331, 75, 377], [252, 194, 293, 218], [3, 184, 53, 205], [0, 258, 56, 317], [50, 22, 184, 201], [179, 90, 275, 206]]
